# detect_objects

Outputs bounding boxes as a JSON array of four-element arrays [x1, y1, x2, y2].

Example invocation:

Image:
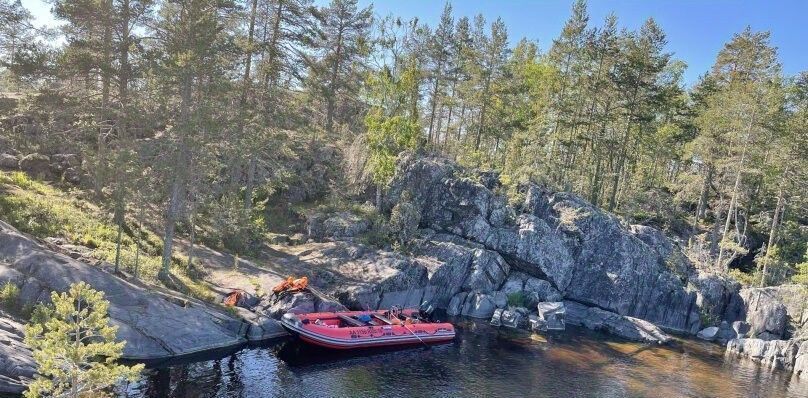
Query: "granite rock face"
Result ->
[[416, 233, 510, 307], [0, 311, 34, 395], [690, 273, 740, 324], [499, 272, 562, 308], [447, 291, 507, 319], [385, 155, 701, 333], [726, 338, 804, 372], [0, 221, 247, 361], [724, 288, 789, 340]]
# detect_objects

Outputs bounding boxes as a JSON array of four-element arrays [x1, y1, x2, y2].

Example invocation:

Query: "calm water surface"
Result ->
[[125, 318, 808, 398]]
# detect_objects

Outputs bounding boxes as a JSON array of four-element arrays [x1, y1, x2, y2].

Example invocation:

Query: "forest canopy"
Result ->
[[0, 0, 805, 287]]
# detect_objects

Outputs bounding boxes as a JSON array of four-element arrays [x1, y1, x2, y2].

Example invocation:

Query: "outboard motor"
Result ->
[[418, 301, 436, 321]]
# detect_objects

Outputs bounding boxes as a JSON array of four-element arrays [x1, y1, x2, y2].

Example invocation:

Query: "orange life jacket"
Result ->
[[272, 277, 295, 293], [272, 276, 309, 293], [224, 290, 243, 307], [289, 276, 308, 291]]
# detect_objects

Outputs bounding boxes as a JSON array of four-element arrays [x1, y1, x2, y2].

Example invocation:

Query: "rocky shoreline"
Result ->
[[305, 155, 808, 377], [1, 154, 806, 394]]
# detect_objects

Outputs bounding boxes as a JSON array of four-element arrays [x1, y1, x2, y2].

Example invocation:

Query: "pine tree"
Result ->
[[313, 0, 372, 136], [150, 0, 237, 278], [705, 28, 782, 270], [239, 0, 317, 209], [0, 0, 43, 85], [24, 282, 143, 398], [425, 2, 453, 145]]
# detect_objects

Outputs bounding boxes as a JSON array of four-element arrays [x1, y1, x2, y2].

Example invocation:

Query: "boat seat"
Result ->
[[338, 314, 367, 327], [373, 314, 393, 325]]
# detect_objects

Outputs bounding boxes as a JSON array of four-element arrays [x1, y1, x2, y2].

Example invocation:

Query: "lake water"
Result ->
[[124, 318, 808, 398]]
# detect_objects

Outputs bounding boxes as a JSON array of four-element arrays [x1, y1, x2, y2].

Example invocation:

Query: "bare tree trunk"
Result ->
[[475, 76, 491, 151], [696, 163, 713, 221], [716, 130, 751, 270], [427, 59, 444, 144], [114, 223, 123, 274], [161, 179, 182, 277], [767, 171, 788, 252], [161, 65, 193, 277], [241, 0, 259, 105], [443, 79, 457, 149], [244, 156, 256, 210], [326, 25, 345, 135], [134, 202, 143, 278], [187, 208, 196, 271]]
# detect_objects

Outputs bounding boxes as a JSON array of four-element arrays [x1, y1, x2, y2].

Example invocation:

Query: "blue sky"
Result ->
[[22, 0, 808, 86]]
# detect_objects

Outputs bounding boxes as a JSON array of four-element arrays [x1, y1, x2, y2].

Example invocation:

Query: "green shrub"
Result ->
[[791, 259, 808, 286], [0, 281, 20, 312], [507, 291, 526, 308], [727, 268, 758, 287], [699, 305, 720, 327]]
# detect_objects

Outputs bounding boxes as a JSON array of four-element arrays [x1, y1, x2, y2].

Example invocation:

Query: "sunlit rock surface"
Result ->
[[0, 221, 246, 361]]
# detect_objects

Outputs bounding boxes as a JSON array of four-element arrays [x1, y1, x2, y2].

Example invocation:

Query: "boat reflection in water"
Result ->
[[125, 318, 808, 398]]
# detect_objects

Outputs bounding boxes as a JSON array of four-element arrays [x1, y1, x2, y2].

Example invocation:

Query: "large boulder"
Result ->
[[446, 291, 506, 319], [0, 221, 247, 360], [307, 211, 370, 241], [264, 291, 346, 318], [0, 311, 34, 395], [724, 288, 788, 340], [50, 153, 80, 173], [416, 233, 510, 307], [726, 338, 803, 371], [565, 301, 671, 344], [690, 272, 740, 325], [17, 153, 51, 178], [796, 340, 808, 377], [762, 284, 808, 339], [499, 272, 561, 307], [62, 167, 82, 184], [386, 155, 701, 334], [550, 193, 699, 334], [0, 154, 18, 169], [697, 326, 719, 341]]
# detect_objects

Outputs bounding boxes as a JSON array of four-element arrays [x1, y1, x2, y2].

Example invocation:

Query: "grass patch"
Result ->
[[170, 272, 216, 303], [0, 170, 190, 285]]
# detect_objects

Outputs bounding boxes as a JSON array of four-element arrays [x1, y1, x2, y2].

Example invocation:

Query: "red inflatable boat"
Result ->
[[280, 307, 455, 350]]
